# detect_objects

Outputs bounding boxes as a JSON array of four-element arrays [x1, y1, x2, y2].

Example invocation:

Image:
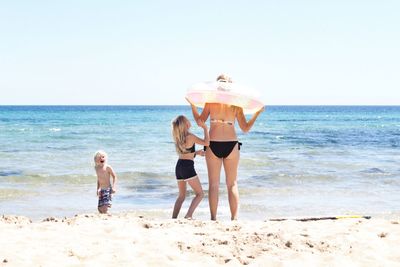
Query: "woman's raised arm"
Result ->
[[187, 98, 210, 126], [236, 106, 265, 133]]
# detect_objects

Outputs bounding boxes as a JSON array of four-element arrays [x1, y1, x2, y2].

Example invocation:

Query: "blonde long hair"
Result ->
[[171, 115, 190, 154]]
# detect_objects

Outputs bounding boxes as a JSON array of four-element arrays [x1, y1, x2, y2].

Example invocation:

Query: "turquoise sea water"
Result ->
[[0, 106, 399, 221]]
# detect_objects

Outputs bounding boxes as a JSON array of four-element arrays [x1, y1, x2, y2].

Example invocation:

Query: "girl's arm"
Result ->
[[195, 150, 205, 157], [187, 122, 210, 147], [236, 106, 265, 133], [107, 166, 117, 193], [186, 98, 210, 126]]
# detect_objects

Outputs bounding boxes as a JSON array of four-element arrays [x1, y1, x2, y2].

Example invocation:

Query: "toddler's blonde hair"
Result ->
[[94, 150, 107, 167]]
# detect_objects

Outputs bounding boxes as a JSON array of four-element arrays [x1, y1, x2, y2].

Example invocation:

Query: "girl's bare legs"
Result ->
[[172, 181, 186, 219], [184, 177, 204, 219], [223, 144, 240, 220], [206, 148, 223, 220]]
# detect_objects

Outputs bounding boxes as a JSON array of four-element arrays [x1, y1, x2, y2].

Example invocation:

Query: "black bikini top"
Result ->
[[184, 144, 195, 154]]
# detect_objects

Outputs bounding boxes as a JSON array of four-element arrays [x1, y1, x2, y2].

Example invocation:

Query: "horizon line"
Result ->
[[1, 104, 399, 107]]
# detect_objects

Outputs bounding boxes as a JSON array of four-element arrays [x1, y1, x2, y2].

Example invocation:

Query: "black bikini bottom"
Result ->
[[205, 141, 242, 158], [175, 159, 197, 180]]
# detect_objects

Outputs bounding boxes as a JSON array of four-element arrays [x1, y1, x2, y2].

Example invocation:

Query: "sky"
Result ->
[[0, 1, 399, 105]]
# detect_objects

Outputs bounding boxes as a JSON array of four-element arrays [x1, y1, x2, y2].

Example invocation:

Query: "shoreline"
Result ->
[[1, 212, 399, 266]]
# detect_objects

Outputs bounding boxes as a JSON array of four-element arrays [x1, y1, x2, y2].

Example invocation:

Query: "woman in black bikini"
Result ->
[[188, 74, 264, 220]]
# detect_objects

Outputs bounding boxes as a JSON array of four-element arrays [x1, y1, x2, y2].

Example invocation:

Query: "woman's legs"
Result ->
[[172, 181, 186, 219], [184, 177, 204, 219], [223, 143, 240, 220], [206, 148, 223, 220]]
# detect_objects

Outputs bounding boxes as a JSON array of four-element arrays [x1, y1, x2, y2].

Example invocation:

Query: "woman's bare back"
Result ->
[[206, 103, 238, 141]]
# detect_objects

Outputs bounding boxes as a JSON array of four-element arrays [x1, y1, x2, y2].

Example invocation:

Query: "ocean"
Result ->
[[0, 105, 399, 221]]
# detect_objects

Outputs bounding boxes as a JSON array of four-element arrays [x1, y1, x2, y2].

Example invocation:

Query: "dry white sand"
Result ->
[[1, 213, 399, 266]]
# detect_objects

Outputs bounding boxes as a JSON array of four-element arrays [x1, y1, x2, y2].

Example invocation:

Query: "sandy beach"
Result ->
[[1, 213, 399, 267]]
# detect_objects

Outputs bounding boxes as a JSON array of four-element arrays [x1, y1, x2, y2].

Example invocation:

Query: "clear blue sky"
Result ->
[[1, 1, 399, 105]]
